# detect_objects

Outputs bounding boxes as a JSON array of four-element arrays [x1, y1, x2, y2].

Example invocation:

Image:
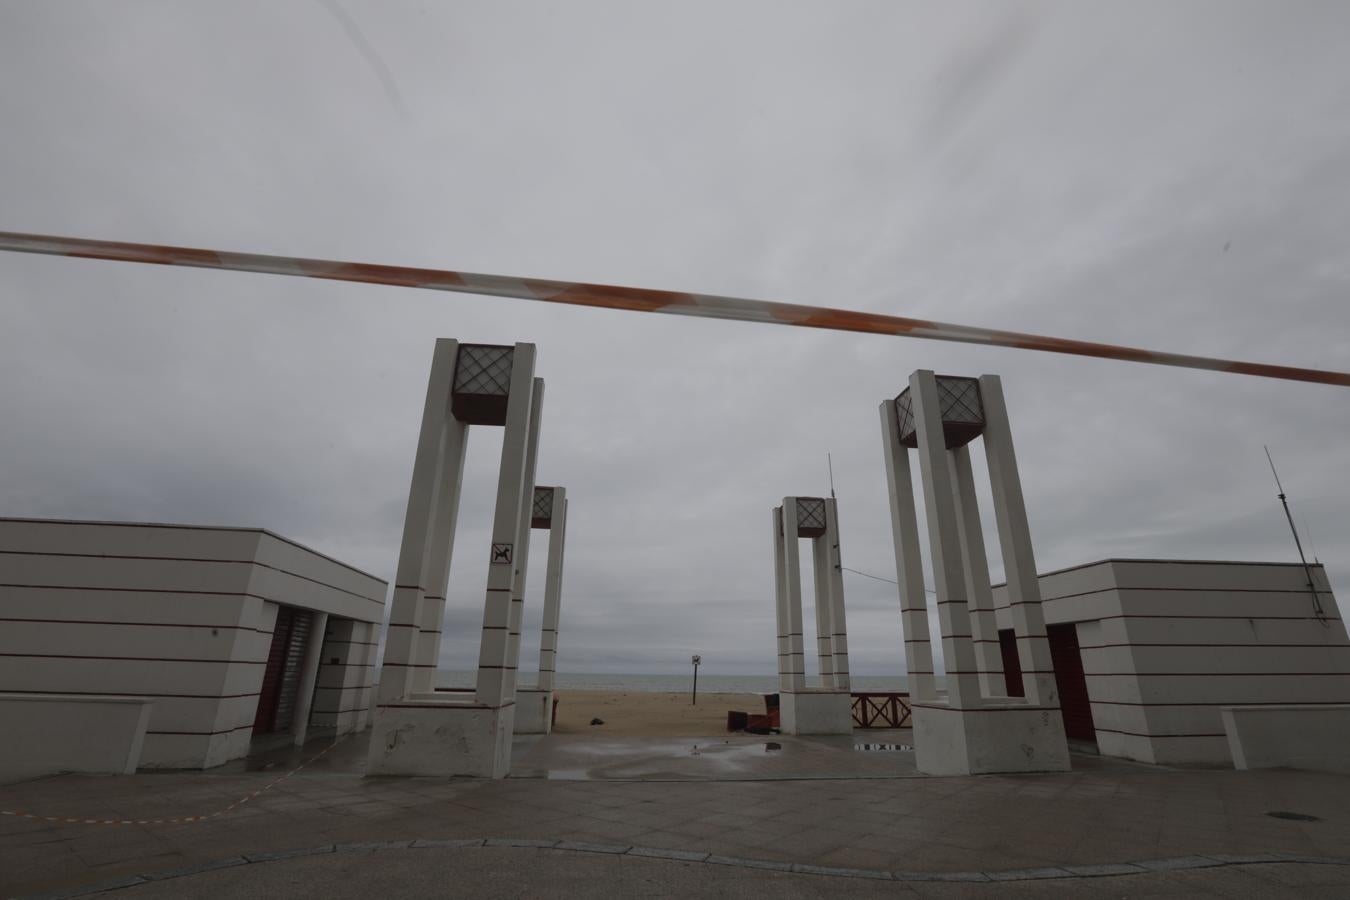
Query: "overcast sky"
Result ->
[[2, 1, 1347, 678]]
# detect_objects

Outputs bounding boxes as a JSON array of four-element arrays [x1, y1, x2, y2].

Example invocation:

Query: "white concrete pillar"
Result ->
[[411, 418, 469, 695], [979, 374, 1057, 706], [291, 612, 329, 746], [910, 370, 982, 709], [537, 493, 567, 692], [950, 446, 1004, 697], [811, 534, 836, 688], [475, 347, 538, 708], [503, 378, 544, 686], [773, 506, 791, 692], [780, 499, 807, 691], [879, 398, 937, 702], [825, 498, 851, 692], [379, 339, 460, 704]]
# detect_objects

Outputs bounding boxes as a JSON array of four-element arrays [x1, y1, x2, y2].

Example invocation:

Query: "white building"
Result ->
[[0, 517, 386, 776], [992, 559, 1348, 766]]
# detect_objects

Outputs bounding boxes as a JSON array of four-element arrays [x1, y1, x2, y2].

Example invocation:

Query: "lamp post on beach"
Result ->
[[691, 655, 701, 705]]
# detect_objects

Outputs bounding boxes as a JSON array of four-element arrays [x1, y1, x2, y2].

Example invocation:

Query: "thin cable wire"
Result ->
[[841, 565, 937, 594]]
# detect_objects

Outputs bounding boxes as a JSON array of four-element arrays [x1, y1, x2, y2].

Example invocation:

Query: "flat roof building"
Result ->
[[0, 517, 387, 778], [992, 559, 1347, 767]]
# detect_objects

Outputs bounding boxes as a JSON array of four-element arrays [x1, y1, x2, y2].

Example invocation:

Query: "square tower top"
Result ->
[[895, 375, 985, 449]]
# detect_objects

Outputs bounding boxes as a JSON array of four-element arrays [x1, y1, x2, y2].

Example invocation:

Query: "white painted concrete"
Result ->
[[536, 493, 567, 694], [365, 697, 515, 778], [913, 702, 1071, 776], [993, 559, 1349, 766], [780, 689, 853, 735], [1222, 704, 1350, 773], [516, 487, 568, 735], [0, 693, 153, 781], [772, 496, 853, 733], [879, 398, 936, 702], [0, 518, 386, 770], [367, 341, 543, 778], [880, 371, 1069, 775], [514, 688, 555, 734]]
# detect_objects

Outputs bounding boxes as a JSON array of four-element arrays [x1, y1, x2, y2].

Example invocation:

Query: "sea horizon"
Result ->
[[434, 671, 938, 694]]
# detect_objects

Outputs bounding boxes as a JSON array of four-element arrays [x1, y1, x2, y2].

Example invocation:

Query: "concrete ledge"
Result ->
[[780, 690, 852, 735], [1222, 704, 1350, 773], [514, 688, 554, 735], [365, 702, 514, 777], [913, 701, 1070, 775], [0, 693, 152, 782]]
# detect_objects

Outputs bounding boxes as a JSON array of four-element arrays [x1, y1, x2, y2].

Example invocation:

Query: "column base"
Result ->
[[780, 690, 852, 735], [913, 701, 1070, 775], [365, 698, 515, 777], [514, 688, 555, 735]]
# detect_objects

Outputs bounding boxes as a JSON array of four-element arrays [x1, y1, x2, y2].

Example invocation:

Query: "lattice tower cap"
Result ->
[[895, 375, 985, 449], [532, 486, 555, 529], [452, 344, 515, 425], [794, 496, 828, 538]]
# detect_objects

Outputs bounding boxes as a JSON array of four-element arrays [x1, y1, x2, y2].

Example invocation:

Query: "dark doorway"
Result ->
[[253, 607, 312, 735], [1046, 623, 1096, 742], [998, 629, 1025, 697]]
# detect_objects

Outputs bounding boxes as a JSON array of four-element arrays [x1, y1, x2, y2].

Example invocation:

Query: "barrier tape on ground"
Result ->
[[2, 230, 1347, 387], [0, 737, 343, 827]]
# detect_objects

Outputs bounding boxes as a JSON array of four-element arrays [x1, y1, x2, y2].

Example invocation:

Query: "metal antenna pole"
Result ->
[[827, 453, 836, 500], [1264, 446, 1325, 618]]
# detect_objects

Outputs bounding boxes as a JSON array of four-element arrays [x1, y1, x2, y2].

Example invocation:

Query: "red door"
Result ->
[[253, 608, 296, 735], [1046, 623, 1096, 741]]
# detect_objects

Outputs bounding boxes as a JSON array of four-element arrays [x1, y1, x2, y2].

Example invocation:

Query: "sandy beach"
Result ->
[[550, 690, 769, 736]]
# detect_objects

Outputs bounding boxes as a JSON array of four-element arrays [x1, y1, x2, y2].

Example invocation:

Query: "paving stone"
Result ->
[[892, 870, 991, 882], [985, 866, 1075, 880], [483, 837, 559, 849], [628, 846, 709, 862], [140, 856, 250, 880], [29, 874, 148, 899], [1135, 855, 1227, 871], [243, 844, 336, 863], [705, 854, 794, 872], [1271, 853, 1350, 865], [555, 840, 631, 854], [1062, 862, 1148, 877], [334, 840, 415, 852], [790, 863, 892, 880], [1203, 853, 1288, 865]]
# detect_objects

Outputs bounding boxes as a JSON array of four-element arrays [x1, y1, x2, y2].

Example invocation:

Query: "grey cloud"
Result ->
[[1, 1, 1347, 680]]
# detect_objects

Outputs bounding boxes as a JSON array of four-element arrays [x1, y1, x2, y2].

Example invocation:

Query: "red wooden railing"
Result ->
[[851, 692, 912, 729]]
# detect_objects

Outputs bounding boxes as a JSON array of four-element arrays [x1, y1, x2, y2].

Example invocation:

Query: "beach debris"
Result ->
[[589, 717, 605, 726]]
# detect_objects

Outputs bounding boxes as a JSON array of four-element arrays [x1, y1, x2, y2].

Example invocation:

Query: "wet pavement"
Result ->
[[3, 729, 1349, 898]]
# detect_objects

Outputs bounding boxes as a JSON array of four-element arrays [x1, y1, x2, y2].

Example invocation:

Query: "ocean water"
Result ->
[[434, 671, 931, 694]]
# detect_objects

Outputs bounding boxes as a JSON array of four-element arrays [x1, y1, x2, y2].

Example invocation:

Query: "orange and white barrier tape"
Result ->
[[0, 738, 342, 827], [2, 230, 1346, 387]]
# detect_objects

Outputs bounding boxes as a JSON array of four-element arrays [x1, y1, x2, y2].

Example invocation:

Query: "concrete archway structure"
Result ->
[[367, 340, 543, 778], [880, 370, 1070, 775]]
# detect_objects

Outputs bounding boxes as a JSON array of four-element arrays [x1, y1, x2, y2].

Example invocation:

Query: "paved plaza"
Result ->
[[3, 731, 1349, 898]]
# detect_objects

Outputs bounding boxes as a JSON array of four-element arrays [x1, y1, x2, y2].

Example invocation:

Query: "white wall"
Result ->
[[994, 559, 1349, 766], [0, 518, 386, 769]]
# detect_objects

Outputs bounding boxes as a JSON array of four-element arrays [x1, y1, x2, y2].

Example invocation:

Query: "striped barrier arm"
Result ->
[[2, 230, 1346, 387]]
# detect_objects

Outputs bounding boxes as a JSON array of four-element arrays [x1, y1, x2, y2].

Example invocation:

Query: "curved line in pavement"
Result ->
[[27, 838, 1350, 897]]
